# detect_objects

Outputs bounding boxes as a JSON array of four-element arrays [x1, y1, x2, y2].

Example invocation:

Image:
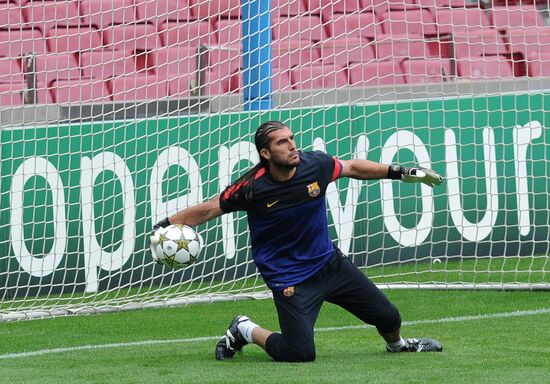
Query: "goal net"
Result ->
[[1, 0, 549, 321]]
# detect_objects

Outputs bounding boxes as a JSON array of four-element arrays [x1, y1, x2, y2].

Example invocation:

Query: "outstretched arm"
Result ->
[[156, 194, 224, 228], [340, 159, 390, 180], [339, 159, 443, 187]]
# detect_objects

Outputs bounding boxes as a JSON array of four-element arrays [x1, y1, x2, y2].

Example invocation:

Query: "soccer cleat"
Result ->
[[387, 338, 443, 353], [215, 337, 237, 360], [214, 315, 250, 360]]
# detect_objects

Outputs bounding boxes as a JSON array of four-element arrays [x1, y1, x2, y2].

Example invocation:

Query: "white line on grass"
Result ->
[[1, 307, 548, 360]]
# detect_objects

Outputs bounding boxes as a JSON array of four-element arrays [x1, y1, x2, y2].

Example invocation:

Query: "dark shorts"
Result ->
[[265, 247, 401, 362]]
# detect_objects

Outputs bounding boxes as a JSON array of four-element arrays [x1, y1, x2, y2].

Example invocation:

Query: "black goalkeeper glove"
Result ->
[[387, 165, 443, 188], [153, 217, 171, 230]]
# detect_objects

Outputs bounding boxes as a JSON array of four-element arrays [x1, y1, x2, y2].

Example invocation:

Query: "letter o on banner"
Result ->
[[381, 131, 434, 247], [10, 157, 67, 276]]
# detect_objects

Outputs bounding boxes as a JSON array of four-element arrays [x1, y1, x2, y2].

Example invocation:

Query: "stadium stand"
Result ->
[[81, 50, 137, 79], [34, 53, 80, 86], [190, 0, 241, 19], [401, 58, 452, 83], [323, 11, 381, 39], [272, 0, 307, 15], [320, 38, 376, 66], [21, 0, 81, 33], [290, 63, 348, 89], [527, 51, 550, 77], [0, 57, 24, 85], [453, 28, 507, 59], [0, 30, 47, 57], [435, 7, 491, 34], [80, 0, 135, 28], [51, 78, 110, 103], [349, 60, 406, 86], [0, 0, 548, 105], [45, 26, 103, 53], [135, 0, 193, 25], [457, 55, 514, 79], [380, 9, 438, 36], [272, 15, 327, 41]]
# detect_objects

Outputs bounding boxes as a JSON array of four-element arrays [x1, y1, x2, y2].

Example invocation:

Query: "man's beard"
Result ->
[[272, 151, 300, 170]]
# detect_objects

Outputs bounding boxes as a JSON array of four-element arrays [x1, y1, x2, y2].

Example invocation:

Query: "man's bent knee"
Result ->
[[277, 347, 316, 362], [266, 334, 316, 362]]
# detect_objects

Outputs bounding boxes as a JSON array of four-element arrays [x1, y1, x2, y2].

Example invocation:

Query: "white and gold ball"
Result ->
[[151, 224, 203, 269]]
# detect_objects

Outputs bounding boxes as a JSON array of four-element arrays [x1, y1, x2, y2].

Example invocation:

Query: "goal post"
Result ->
[[1, 1, 550, 321]]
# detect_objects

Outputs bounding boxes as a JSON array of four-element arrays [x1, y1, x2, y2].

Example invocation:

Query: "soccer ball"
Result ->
[[150, 224, 203, 269]]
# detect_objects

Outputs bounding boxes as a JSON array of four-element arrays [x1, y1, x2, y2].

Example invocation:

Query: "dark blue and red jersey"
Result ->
[[219, 151, 343, 291]]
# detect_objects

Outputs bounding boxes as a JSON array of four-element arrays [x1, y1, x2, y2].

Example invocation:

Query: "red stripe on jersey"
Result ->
[[331, 158, 343, 181], [222, 167, 266, 201], [254, 167, 266, 179]]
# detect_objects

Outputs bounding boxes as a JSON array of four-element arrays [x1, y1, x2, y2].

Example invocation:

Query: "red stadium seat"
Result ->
[[453, 28, 507, 59], [436, 8, 491, 35], [401, 58, 452, 83], [415, 0, 450, 8], [81, 50, 136, 79], [173, 74, 234, 97], [272, 15, 326, 42], [456, 55, 513, 79], [272, 0, 306, 16], [46, 26, 102, 53], [189, 0, 240, 19], [110, 74, 169, 101], [416, 0, 478, 8], [507, 27, 550, 60], [526, 51, 550, 77], [24, 82, 54, 104], [0, 3, 24, 29], [205, 46, 242, 75], [213, 69, 286, 93], [380, 9, 437, 36], [311, 0, 415, 14], [349, 61, 405, 86], [51, 79, 111, 103], [0, 30, 48, 56], [272, 40, 321, 70], [320, 37, 376, 66], [34, 53, 80, 86], [272, 68, 292, 91], [21, 1, 81, 33], [376, 34, 428, 61], [152, 47, 197, 85], [0, 82, 51, 105], [224, 70, 243, 93], [135, 0, 193, 25], [0, 57, 23, 84], [490, 6, 544, 33], [160, 20, 214, 48], [234, 68, 288, 94], [0, 83, 23, 106], [290, 64, 348, 89], [308, 0, 371, 14], [199, 69, 231, 95], [103, 24, 160, 52], [324, 11, 381, 40], [370, 0, 417, 14], [167, 75, 192, 98], [215, 19, 242, 46], [80, 0, 135, 29]]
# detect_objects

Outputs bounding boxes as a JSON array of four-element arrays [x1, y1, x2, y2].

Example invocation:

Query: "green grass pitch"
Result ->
[[0, 290, 548, 384]]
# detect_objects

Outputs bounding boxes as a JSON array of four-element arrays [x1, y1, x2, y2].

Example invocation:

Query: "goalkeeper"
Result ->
[[153, 121, 444, 362]]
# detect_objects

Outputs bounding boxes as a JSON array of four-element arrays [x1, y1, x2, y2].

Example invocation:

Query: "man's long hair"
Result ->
[[230, 121, 286, 202]]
